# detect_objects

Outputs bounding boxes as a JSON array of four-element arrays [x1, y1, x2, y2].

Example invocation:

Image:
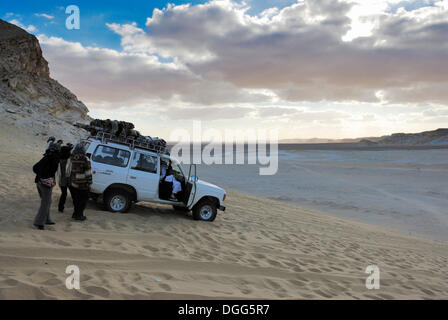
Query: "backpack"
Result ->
[[32, 157, 45, 175]]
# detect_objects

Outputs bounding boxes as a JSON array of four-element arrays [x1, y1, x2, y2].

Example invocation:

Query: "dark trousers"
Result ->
[[69, 186, 89, 218], [58, 186, 68, 212], [34, 183, 53, 226]]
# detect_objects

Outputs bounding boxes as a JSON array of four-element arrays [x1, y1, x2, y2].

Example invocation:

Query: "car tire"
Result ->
[[192, 199, 217, 222], [104, 189, 131, 213]]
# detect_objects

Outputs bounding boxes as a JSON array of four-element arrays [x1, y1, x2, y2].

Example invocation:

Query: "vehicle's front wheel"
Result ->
[[192, 199, 217, 222], [104, 189, 131, 213]]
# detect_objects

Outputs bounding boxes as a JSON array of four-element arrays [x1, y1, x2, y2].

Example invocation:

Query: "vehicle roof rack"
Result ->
[[89, 131, 170, 155]]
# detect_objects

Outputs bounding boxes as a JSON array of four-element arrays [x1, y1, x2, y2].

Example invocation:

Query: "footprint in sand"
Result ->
[[158, 283, 172, 291], [85, 286, 110, 298], [143, 245, 159, 252], [264, 279, 284, 291], [156, 273, 173, 281], [0, 279, 19, 286], [295, 275, 310, 283], [81, 274, 93, 282], [420, 288, 435, 296], [289, 279, 306, 287], [252, 253, 265, 260], [292, 266, 304, 273], [42, 236, 71, 247], [72, 290, 94, 300], [314, 289, 334, 299], [378, 293, 395, 299], [267, 259, 283, 268], [40, 278, 62, 286], [83, 239, 92, 247]]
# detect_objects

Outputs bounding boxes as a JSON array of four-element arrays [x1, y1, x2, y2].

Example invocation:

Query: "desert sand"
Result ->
[[0, 123, 447, 300]]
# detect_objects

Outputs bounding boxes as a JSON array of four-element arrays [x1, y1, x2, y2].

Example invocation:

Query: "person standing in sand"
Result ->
[[56, 143, 73, 213], [32, 143, 60, 230], [67, 144, 92, 221]]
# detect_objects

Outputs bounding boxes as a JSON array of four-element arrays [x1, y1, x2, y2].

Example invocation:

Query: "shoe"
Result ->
[[74, 216, 87, 221], [33, 224, 44, 230], [45, 220, 56, 225]]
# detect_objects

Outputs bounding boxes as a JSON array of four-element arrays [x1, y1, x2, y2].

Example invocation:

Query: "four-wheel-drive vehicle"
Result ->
[[79, 132, 226, 222]]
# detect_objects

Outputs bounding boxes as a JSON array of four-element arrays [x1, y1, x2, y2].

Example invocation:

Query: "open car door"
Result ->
[[184, 164, 197, 208]]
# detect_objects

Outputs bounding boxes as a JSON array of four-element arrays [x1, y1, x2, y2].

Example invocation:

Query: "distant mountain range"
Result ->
[[280, 128, 448, 146]]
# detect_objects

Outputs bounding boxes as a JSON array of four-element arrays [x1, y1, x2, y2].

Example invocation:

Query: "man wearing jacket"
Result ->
[[33, 143, 60, 230], [56, 143, 73, 213]]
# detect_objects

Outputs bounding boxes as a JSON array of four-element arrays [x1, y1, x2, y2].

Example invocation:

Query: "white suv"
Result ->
[[80, 136, 226, 222]]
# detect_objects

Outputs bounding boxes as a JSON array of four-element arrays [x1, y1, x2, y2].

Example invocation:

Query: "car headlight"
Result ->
[[223, 194, 226, 201]]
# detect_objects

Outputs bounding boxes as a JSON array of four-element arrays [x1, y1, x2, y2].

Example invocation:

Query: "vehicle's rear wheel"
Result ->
[[104, 189, 131, 213], [192, 199, 217, 222]]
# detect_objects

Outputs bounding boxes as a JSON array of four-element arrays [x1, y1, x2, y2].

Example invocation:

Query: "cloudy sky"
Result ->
[[2, 0, 448, 140]]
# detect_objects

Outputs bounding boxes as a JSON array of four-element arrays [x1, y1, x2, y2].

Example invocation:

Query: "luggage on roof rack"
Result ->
[[74, 119, 169, 154]]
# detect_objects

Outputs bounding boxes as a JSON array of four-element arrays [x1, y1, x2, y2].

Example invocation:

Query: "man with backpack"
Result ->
[[67, 143, 93, 221]]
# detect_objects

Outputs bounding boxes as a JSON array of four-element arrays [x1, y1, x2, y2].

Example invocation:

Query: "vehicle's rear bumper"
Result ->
[[219, 205, 226, 211]]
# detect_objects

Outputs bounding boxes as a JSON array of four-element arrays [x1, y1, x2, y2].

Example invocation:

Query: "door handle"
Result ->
[[130, 176, 136, 179], [105, 170, 114, 173]]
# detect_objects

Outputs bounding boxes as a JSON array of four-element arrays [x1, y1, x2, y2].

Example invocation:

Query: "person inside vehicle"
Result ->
[[164, 167, 182, 201], [160, 159, 170, 180]]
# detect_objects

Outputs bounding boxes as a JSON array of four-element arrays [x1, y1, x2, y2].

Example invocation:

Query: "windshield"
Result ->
[[162, 157, 184, 180], [170, 159, 184, 177]]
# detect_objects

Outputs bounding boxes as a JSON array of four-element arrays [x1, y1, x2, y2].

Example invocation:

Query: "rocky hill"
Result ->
[[360, 128, 448, 146], [0, 19, 90, 142], [281, 129, 448, 146]]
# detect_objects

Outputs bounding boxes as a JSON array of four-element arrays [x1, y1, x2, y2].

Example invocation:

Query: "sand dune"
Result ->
[[0, 124, 447, 300]]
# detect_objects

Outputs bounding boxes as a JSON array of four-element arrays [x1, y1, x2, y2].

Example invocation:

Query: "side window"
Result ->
[[131, 152, 158, 174], [92, 145, 130, 167], [172, 163, 184, 177]]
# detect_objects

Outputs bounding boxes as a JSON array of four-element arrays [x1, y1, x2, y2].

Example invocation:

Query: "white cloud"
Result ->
[[38, 35, 272, 109], [8, 19, 37, 33], [34, 13, 55, 20]]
